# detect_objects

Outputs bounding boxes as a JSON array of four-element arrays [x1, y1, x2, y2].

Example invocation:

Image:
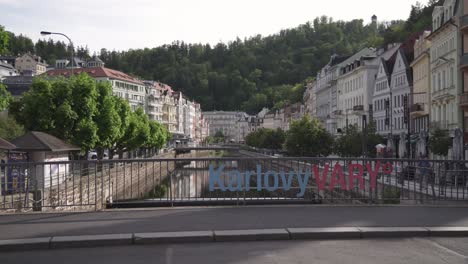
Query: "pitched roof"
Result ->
[[44, 67, 144, 85], [11, 132, 80, 152], [0, 137, 16, 150]]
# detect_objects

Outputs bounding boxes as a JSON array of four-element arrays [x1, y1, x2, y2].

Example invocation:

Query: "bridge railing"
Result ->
[[1, 157, 467, 212]]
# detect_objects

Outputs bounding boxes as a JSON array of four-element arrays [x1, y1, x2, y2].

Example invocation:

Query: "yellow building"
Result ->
[[410, 31, 431, 134]]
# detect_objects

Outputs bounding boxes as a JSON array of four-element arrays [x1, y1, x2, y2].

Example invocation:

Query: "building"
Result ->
[[427, 0, 461, 138], [161, 87, 177, 134], [0, 56, 17, 68], [15, 53, 47, 76], [45, 66, 146, 112], [10, 132, 80, 190], [303, 80, 317, 118], [55, 57, 88, 69], [203, 111, 246, 141], [372, 44, 402, 138], [460, 0, 468, 155], [315, 54, 350, 133], [336, 48, 378, 132], [2, 75, 33, 98], [0, 60, 17, 80], [410, 31, 432, 135], [143, 81, 164, 122]]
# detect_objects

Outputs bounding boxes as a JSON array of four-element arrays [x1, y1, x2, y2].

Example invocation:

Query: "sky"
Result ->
[[1, 0, 429, 53]]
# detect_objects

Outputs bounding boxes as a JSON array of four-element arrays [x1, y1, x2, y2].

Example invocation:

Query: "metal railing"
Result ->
[[1, 156, 468, 212]]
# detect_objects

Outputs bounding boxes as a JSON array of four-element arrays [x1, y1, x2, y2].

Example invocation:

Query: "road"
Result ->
[[1, 237, 468, 264], [1, 205, 468, 240]]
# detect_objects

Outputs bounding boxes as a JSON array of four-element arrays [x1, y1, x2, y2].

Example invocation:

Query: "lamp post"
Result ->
[[40, 31, 74, 76]]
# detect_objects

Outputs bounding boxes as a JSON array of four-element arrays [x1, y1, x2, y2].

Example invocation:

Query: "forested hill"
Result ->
[[1, 1, 441, 114], [99, 1, 439, 114]]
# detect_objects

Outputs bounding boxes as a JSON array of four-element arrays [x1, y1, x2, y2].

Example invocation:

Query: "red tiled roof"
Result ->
[[44, 67, 144, 85]]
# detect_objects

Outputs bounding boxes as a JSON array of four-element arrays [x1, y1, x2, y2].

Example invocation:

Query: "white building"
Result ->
[[427, 0, 461, 136], [0, 61, 17, 80], [144, 81, 164, 122], [303, 80, 316, 118], [45, 65, 146, 112], [336, 48, 378, 132], [315, 55, 350, 133], [372, 44, 402, 137], [203, 111, 247, 141]]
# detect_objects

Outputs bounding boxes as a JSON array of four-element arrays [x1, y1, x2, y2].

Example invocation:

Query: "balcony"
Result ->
[[461, 14, 468, 33], [461, 53, 468, 70], [430, 121, 448, 130], [410, 103, 423, 112], [353, 105, 364, 111], [461, 93, 468, 109]]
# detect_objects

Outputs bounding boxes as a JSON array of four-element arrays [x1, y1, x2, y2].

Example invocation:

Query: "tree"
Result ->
[[94, 82, 122, 159], [429, 128, 452, 157], [0, 116, 24, 140], [245, 128, 285, 149], [333, 123, 384, 158], [0, 83, 12, 112], [0, 25, 9, 54], [214, 130, 225, 143], [285, 116, 334, 157], [334, 125, 362, 157], [11, 74, 99, 152]]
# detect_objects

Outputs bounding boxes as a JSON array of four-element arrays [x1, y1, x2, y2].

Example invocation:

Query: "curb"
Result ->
[[1, 227, 468, 252]]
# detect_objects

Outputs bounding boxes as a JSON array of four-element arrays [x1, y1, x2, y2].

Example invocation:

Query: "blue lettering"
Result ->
[[209, 164, 226, 191]]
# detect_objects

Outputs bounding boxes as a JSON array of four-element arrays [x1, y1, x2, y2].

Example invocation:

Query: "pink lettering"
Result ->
[[348, 163, 364, 190], [313, 164, 329, 191], [366, 161, 381, 189], [329, 163, 347, 191]]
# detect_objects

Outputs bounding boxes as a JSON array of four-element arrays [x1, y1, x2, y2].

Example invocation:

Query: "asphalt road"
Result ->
[[1, 238, 468, 264], [1, 205, 468, 240]]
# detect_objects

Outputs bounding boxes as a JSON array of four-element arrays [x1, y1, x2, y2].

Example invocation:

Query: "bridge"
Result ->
[[174, 145, 240, 155]]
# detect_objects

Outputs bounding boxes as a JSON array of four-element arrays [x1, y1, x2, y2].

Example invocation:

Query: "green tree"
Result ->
[[94, 82, 122, 159], [0, 25, 9, 54], [0, 83, 12, 112], [334, 123, 384, 157], [11, 74, 100, 152], [285, 116, 334, 157], [429, 128, 452, 157], [0, 116, 24, 140], [245, 128, 285, 149]]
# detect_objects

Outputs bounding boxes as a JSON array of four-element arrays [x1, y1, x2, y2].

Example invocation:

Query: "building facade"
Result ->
[[336, 49, 378, 132], [410, 31, 432, 135], [0, 61, 17, 80], [203, 111, 247, 141], [15, 53, 47, 76], [428, 0, 461, 136]]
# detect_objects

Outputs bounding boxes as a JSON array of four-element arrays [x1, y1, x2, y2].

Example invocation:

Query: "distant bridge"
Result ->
[[174, 146, 240, 155]]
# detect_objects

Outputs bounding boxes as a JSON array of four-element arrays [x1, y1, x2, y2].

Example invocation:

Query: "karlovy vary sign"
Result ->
[[209, 162, 394, 197]]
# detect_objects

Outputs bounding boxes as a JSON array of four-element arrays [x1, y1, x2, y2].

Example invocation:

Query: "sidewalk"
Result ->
[[1, 205, 468, 240]]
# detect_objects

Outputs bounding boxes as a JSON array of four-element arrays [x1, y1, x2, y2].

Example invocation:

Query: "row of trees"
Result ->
[[245, 128, 286, 150], [245, 117, 384, 157], [8, 74, 170, 158], [246, 115, 456, 158]]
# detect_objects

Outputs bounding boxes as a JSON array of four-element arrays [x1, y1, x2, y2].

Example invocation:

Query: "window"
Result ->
[[443, 71, 446, 88], [450, 67, 454, 86], [438, 73, 441, 90]]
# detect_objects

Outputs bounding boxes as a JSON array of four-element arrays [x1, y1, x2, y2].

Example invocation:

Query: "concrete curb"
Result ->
[[1, 227, 467, 252], [214, 229, 290, 242]]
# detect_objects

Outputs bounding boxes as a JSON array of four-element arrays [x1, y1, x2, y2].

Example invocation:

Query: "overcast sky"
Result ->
[[1, 0, 429, 53]]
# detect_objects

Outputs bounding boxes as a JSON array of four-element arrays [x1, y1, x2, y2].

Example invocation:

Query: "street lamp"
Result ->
[[40, 31, 74, 76]]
